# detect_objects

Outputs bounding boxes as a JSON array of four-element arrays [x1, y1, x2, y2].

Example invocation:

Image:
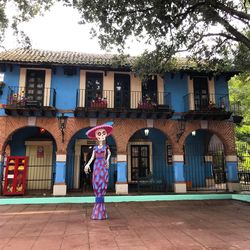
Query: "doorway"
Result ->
[[26, 70, 45, 106], [193, 77, 209, 110], [114, 73, 130, 108], [131, 145, 150, 181], [79, 145, 94, 191]]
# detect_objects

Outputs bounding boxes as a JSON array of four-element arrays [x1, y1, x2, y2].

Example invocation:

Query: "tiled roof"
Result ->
[[0, 48, 131, 67]]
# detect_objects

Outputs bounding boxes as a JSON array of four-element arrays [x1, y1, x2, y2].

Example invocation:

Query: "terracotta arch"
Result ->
[[1, 125, 58, 154], [179, 121, 236, 155]]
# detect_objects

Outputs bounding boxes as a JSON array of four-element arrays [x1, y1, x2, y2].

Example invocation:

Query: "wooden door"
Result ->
[[26, 70, 45, 106]]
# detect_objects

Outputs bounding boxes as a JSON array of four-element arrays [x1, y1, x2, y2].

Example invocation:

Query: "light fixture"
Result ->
[[57, 113, 68, 143], [39, 128, 46, 134], [144, 128, 149, 136], [192, 131, 196, 136]]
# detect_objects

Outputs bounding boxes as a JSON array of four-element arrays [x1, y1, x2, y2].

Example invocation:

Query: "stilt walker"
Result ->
[[84, 122, 113, 220]]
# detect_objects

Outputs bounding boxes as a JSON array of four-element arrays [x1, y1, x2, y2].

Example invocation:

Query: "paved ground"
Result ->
[[0, 200, 249, 250]]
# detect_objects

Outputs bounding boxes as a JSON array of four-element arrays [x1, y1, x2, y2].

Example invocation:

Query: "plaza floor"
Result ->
[[0, 200, 249, 249]]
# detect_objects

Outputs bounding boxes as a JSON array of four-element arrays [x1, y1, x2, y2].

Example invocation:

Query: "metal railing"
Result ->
[[183, 93, 230, 112], [7, 86, 56, 108], [76, 89, 172, 110]]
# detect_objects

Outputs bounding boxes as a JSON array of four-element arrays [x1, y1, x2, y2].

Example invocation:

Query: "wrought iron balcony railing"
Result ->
[[76, 89, 172, 110], [183, 93, 231, 112], [6, 86, 56, 108]]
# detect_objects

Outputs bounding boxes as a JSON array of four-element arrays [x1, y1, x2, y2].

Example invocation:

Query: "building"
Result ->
[[0, 48, 240, 196]]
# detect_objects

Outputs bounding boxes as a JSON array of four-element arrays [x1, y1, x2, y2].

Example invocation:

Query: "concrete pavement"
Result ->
[[0, 200, 249, 249]]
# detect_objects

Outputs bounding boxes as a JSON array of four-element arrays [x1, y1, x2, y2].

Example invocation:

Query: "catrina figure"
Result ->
[[85, 122, 113, 220]]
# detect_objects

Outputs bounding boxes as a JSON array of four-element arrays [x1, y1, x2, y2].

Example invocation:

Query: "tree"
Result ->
[[229, 73, 250, 144], [71, 0, 250, 65], [0, 0, 55, 49]]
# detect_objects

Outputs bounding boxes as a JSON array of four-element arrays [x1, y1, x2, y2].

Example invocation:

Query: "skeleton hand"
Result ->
[[84, 164, 91, 174], [106, 160, 109, 169]]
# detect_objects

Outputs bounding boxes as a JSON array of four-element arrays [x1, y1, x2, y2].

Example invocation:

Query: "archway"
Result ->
[[1, 126, 57, 194], [127, 128, 174, 192], [66, 127, 117, 192], [184, 129, 227, 191]]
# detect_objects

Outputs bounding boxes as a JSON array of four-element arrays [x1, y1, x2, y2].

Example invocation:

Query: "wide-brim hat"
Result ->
[[86, 122, 113, 139]]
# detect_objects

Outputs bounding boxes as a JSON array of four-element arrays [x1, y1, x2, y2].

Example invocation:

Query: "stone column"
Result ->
[[173, 155, 187, 193], [53, 154, 67, 196], [226, 155, 240, 192], [115, 154, 128, 194]]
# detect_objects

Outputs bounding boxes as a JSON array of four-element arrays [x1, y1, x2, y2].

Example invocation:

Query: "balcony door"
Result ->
[[114, 74, 130, 108], [26, 70, 45, 106], [142, 77, 157, 104], [85, 72, 103, 107], [131, 145, 150, 181], [193, 77, 209, 110]]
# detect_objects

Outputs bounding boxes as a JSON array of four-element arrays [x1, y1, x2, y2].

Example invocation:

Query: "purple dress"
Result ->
[[91, 145, 109, 220]]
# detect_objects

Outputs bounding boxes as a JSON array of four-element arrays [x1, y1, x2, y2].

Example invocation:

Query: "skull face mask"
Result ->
[[95, 129, 107, 142]]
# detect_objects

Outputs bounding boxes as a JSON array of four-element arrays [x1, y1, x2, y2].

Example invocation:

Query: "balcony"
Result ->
[[4, 86, 57, 117], [183, 93, 232, 120], [75, 89, 173, 119]]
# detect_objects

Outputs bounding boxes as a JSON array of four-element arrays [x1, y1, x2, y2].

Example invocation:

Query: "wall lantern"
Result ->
[[192, 131, 196, 136], [144, 128, 149, 136], [58, 113, 68, 143], [176, 119, 186, 142]]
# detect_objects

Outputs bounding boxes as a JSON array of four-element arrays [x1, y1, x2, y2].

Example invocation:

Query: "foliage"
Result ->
[[0, 0, 55, 49], [71, 0, 250, 70], [229, 72, 250, 144]]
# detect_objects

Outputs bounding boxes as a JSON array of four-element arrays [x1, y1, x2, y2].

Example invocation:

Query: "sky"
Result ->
[[2, 2, 150, 56]]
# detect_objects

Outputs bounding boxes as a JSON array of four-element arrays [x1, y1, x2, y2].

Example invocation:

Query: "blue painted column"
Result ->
[[173, 155, 187, 193], [53, 154, 67, 196], [226, 155, 240, 192], [204, 155, 214, 188], [116, 154, 128, 194]]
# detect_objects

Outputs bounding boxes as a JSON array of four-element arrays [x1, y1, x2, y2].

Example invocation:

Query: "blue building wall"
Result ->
[[0, 65, 231, 116], [0, 65, 20, 116], [130, 128, 174, 188], [52, 67, 80, 117], [184, 130, 208, 188], [164, 73, 188, 112]]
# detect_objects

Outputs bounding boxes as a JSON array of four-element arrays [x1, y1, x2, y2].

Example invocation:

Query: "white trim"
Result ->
[[226, 155, 238, 162], [127, 141, 153, 182], [24, 141, 53, 146], [89, 118, 97, 127], [117, 154, 127, 162], [157, 75, 164, 105], [172, 155, 184, 162], [27, 117, 36, 126], [208, 77, 215, 104], [227, 182, 241, 192], [200, 120, 208, 129], [204, 155, 213, 162], [19, 68, 52, 106], [174, 183, 187, 193], [79, 70, 86, 107], [74, 139, 95, 189], [187, 75, 194, 110], [146, 119, 154, 128], [56, 154, 66, 162], [103, 71, 114, 108], [53, 184, 67, 196], [115, 183, 128, 194]]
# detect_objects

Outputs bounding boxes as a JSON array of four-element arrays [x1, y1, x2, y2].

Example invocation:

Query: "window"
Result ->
[[114, 74, 130, 108], [142, 76, 157, 104], [26, 70, 46, 105], [85, 72, 103, 107]]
